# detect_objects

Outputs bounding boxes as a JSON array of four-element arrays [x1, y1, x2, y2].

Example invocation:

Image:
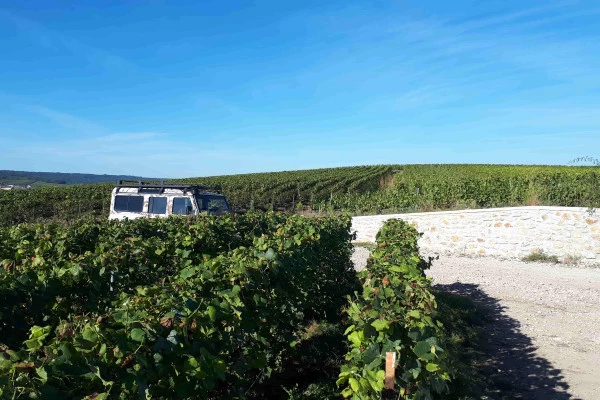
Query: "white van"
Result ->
[[109, 181, 232, 220]]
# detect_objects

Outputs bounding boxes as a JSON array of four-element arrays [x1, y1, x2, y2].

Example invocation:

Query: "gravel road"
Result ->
[[352, 248, 600, 399]]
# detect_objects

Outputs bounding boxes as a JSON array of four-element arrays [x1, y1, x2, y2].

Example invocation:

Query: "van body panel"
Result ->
[[109, 185, 230, 220]]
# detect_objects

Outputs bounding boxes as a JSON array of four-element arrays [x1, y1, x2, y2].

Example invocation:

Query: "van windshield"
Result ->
[[195, 195, 230, 212]]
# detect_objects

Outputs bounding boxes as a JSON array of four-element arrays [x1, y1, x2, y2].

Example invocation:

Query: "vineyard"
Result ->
[[0, 213, 358, 398], [0, 213, 462, 399], [1, 164, 596, 398], [176, 165, 395, 212], [387, 164, 600, 210], [0, 164, 599, 226]]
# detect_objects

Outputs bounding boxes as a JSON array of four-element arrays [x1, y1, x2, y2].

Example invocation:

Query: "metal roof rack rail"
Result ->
[[115, 180, 218, 194]]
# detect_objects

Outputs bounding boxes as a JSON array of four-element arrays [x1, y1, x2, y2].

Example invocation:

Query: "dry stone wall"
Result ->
[[351, 206, 600, 264]]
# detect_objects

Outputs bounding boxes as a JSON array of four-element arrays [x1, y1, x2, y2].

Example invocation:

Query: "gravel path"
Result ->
[[351, 248, 600, 399]]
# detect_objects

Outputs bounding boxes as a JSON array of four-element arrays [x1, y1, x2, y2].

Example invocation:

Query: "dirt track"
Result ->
[[352, 250, 600, 399]]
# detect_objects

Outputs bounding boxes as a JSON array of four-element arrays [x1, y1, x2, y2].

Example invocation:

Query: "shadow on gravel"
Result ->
[[435, 282, 574, 400]]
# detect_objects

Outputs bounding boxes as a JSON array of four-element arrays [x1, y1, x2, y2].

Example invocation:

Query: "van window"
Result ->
[[195, 195, 229, 211], [173, 197, 194, 215], [114, 195, 144, 212], [148, 197, 167, 214]]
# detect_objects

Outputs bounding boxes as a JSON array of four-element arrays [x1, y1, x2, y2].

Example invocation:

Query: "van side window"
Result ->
[[173, 197, 194, 215], [114, 195, 144, 212], [195, 195, 229, 211], [148, 197, 167, 214]]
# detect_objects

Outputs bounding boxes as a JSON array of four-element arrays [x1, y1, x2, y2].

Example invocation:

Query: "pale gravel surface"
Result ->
[[351, 246, 371, 272], [351, 248, 600, 399]]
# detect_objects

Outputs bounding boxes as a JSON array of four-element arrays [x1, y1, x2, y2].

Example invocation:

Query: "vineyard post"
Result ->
[[382, 351, 397, 399], [385, 352, 396, 389]]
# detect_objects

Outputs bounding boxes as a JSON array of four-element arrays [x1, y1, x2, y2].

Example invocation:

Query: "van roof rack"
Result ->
[[115, 180, 219, 194]]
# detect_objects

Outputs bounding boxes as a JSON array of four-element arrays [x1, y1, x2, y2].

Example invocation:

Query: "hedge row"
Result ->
[[0, 213, 357, 399], [338, 219, 451, 399]]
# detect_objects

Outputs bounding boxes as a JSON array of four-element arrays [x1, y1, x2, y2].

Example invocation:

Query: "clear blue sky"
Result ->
[[1, 0, 599, 177]]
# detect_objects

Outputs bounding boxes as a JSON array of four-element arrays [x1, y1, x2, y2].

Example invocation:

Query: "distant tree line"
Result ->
[[0, 170, 165, 186]]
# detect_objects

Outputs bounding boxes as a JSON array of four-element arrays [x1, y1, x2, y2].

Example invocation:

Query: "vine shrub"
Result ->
[[0, 213, 357, 399], [338, 219, 451, 399]]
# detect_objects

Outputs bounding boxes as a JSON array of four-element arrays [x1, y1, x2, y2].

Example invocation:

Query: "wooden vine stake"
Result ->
[[382, 352, 397, 400], [385, 352, 396, 389]]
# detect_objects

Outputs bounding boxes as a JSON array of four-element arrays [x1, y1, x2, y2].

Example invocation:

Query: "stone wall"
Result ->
[[351, 206, 600, 264]]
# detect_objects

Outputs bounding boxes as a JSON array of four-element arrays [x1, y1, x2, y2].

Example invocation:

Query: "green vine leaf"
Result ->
[[130, 328, 146, 343]]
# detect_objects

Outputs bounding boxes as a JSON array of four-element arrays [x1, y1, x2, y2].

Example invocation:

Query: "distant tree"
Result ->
[[570, 156, 599, 213], [570, 156, 600, 166]]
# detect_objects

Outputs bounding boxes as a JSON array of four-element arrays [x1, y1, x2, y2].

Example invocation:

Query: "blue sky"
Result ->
[[1, 0, 599, 177]]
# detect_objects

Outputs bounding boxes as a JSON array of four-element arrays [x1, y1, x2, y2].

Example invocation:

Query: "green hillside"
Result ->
[[178, 164, 600, 212], [0, 164, 598, 226], [175, 165, 397, 212]]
